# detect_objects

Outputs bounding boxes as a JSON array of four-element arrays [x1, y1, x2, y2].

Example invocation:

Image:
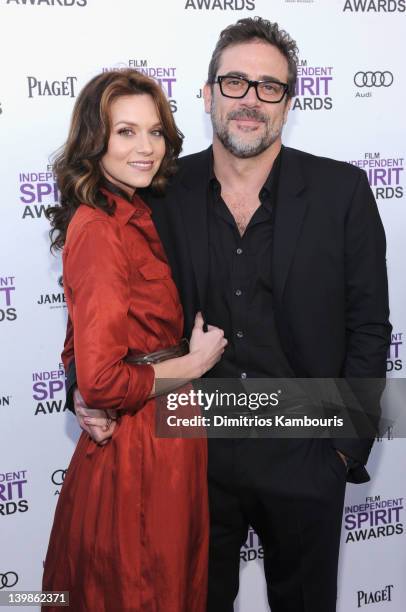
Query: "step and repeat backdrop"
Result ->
[[0, 0, 405, 610]]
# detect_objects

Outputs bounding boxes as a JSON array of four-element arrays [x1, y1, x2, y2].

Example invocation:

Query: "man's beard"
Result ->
[[211, 102, 283, 159]]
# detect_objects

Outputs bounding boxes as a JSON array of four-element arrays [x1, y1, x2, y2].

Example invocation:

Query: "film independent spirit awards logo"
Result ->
[[292, 59, 333, 111], [5, 0, 87, 7], [343, 0, 406, 11], [240, 527, 263, 562], [348, 153, 404, 201], [19, 163, 59, 220], [102, 59, 178, 114], [387, 331, 403, 373], [344, 493, 404, 543], [0, 469, 29, 516], [184, 0, 255, 9], [32, 363, 67, 416], [0, 276, 17, 322]]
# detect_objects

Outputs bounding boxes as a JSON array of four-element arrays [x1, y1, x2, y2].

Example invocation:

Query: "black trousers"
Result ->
[[206, 438, 347, 612]]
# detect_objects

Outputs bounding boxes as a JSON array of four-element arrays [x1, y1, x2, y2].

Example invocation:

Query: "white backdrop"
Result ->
[[0, 0, 405, 610]]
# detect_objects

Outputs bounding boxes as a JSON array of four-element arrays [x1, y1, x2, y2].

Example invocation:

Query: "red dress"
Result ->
[[42, 191, 209, 612]]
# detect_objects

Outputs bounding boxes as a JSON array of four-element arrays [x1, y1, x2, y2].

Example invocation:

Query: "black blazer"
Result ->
[[144, 145, 392, 484]]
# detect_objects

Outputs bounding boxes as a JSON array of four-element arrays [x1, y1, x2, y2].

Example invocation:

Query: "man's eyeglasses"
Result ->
[[215, 75, 289, 104]]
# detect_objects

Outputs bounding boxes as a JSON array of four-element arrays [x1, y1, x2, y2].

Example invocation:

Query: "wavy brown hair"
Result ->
[[47, 69, 183, 251]]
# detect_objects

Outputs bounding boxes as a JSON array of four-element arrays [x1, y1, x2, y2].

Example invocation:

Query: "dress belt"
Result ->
[[125, 338, 189, 365]]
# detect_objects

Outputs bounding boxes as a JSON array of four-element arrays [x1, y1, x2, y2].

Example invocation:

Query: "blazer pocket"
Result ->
[[137, 260, 171, 281]]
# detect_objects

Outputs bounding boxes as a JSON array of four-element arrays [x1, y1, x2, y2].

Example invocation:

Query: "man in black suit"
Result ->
[[73, 17, 391, 612]]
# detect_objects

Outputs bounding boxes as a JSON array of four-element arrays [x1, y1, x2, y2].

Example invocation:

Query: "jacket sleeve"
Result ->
[[63, 218, 155, 412], [332, 169, 392, 480], [343, 169, 391, 380]]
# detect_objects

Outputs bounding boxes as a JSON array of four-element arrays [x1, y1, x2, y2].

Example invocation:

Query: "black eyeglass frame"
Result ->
[[215, 75, 289, 104]]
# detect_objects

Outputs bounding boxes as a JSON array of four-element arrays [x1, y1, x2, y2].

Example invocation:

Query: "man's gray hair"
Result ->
[[207, 17, 299, 98]]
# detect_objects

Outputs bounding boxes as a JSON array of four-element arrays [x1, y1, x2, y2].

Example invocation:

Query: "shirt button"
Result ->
[[235, 289, 242, 297], [241, 372, 247, 379], [236, 248, 243, 255], [236, 330, 244, 339]]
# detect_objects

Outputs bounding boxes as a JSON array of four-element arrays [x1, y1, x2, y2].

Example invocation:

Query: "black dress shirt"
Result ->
[[205, 151, 294, 380]]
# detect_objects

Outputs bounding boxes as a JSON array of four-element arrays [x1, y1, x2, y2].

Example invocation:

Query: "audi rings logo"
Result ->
[[0, 571, 18, 589], [354, 71, 394, 88], [51, 469, 66, 486]]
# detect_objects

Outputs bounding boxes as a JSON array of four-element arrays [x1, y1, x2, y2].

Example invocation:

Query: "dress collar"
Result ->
[[101, 188, 151, 226]]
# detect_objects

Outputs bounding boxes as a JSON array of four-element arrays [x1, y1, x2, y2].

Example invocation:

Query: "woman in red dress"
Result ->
[[42, 69, 227, 612]]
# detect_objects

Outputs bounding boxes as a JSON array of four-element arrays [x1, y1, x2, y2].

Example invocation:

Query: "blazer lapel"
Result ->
[[273, 147, 309, 301], [177, 148, 211, 312]]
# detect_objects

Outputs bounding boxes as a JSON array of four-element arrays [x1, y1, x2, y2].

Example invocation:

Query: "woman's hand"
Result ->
[[189, 312, 227, 377], [73, 389, 117, 446]]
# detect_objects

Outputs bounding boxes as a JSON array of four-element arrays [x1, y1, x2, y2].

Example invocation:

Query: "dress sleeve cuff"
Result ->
[[120, 363, 155, 413]]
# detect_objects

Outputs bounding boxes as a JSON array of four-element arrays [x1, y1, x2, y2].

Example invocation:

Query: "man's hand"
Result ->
[[73, 389, 117, 446], [336, 450, 348, 468]]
